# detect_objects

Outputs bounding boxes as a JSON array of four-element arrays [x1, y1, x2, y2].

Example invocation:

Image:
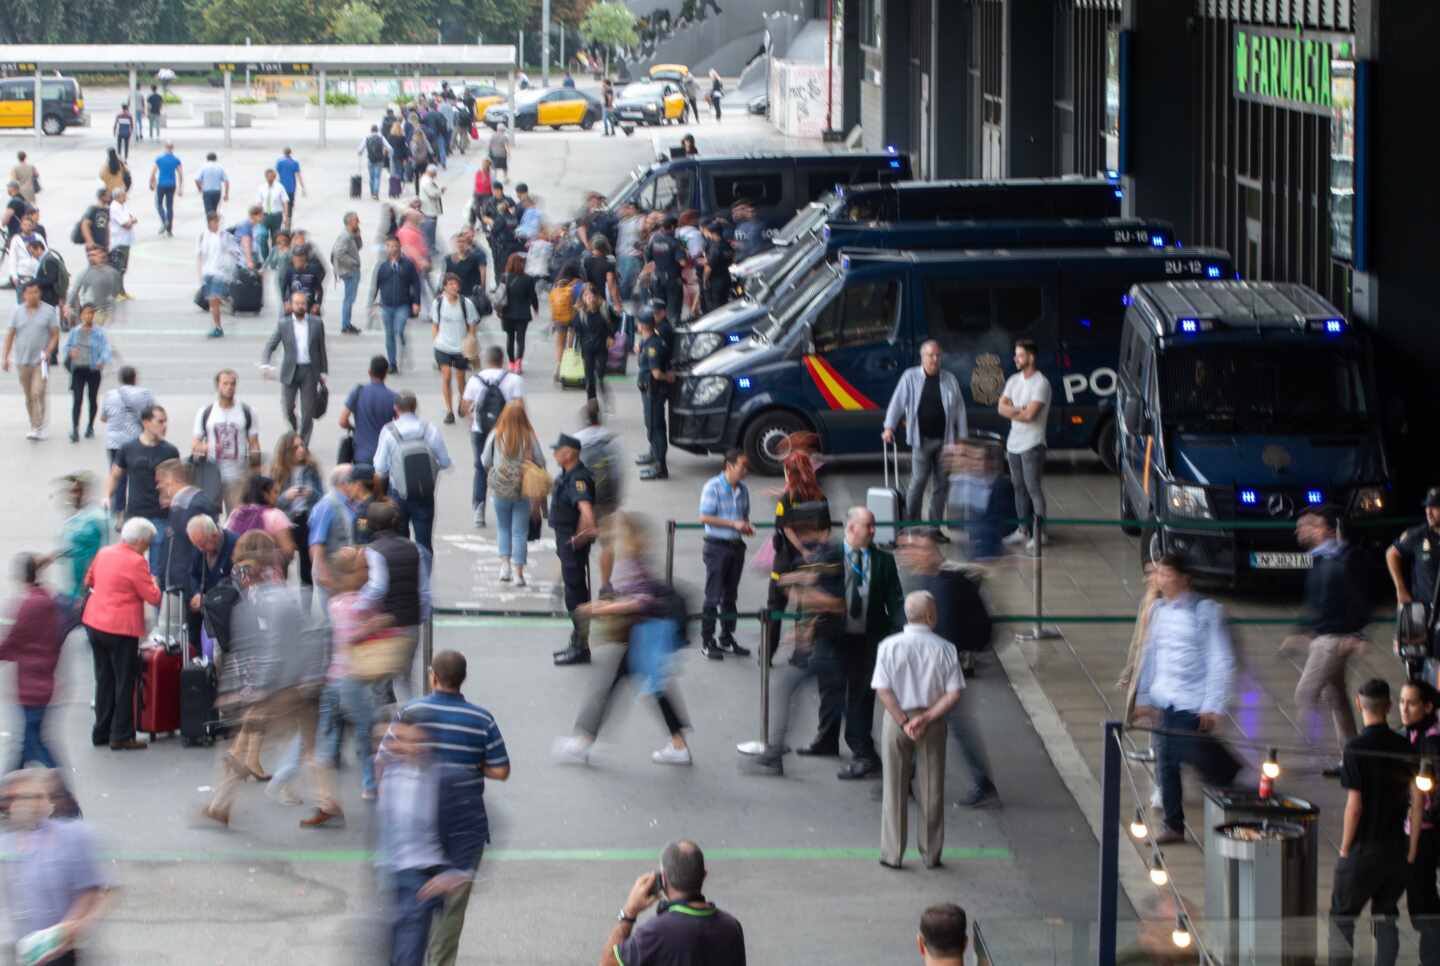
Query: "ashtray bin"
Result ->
[[1209, 821, 1313, 964]]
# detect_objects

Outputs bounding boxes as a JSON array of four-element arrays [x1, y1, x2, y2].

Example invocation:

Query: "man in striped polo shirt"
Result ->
[[396, 649, 510, 966]]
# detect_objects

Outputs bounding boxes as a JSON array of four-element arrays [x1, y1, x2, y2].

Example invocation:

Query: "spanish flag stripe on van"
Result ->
[[804, 356, 879, 411]]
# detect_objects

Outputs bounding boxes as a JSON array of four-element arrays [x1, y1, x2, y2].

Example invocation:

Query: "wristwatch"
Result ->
[[617, 909, 637, 924]]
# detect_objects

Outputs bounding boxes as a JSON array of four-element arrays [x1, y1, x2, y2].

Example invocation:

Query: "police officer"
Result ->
[[1388, 486, 1440, 609], [551, 433, 600, 666], [701, 218, 733, 313], [731, 201, 767, 264], [643, 215, 687, 322], [635, 299, 673, 470], [637, 313, 675, 482]]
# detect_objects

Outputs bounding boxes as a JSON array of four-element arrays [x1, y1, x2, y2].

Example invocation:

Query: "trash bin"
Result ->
[[1203, 788, 1319, 965], [1209, 822, 1311, 964]]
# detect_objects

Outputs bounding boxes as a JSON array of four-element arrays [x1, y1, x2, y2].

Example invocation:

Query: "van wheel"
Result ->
[[581, 115, 595, 130], [1118, 485, 1142, 537], [742, 410, 808, 477], [1141, 524, 1164, 566], [1095, 417, 1118, 474], [41, 114, 64, 136]]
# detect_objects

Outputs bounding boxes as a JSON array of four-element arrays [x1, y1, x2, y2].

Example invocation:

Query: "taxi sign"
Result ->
[[0, 63, 38, 73]]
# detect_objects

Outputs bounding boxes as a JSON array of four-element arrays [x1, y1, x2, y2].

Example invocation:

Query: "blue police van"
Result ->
[[1115, 280, 1392, 579], [671, 245, 1233, 475], [676, 216, 1178, 367]]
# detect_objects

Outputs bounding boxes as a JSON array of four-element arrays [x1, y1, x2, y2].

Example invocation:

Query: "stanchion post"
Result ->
[[665, 519, 676, 585], [421, 616, 434, 695], [1098, 720, 1121, 966], [1014, 513, 1060, 642], [758, 609, 771, 753]]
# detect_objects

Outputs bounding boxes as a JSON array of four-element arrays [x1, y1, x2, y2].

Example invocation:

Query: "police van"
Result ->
[[735, 177, 1125, 288], [603, 152, 911, 227], [1114, 280, 1391, 580], [676, 216, 1177, 367], [671, 245, 1233, 475]]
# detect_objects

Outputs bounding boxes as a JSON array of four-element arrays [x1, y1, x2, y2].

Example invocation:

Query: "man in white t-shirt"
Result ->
[[459, 345, 524, 527], [108, 188, 138, 300], [192, 368, 259, 512], [196, 212, 235, 339], [997, 338, 1052, 553]]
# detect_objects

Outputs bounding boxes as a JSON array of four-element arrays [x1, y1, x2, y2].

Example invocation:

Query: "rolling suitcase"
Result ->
[[230, 267, 264, 314], [179, 661, 220, 745], [605, 326, 628, 375], [350, 173, 363, 199], [868, 438, 906, 547], [135, 643, 181, 739], [388, 174, 403, 199]]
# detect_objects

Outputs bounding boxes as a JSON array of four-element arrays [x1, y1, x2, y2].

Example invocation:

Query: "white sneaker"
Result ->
[[265, 780, 302, 806], [1150, 785, 1164, 810], [24, 429, 39, 441], [652, 744, 692, 766], [498, 560, 512, 582], [32, 427, 46, 440], [1024, 532, 1050, 553], [1002, 529, 1029, 547], [552, 736, 592, 765]]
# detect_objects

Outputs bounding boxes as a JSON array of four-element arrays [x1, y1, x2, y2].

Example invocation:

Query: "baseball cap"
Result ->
[[349, 463, 375, 484], [650, 298, 668, 312], [551, 433, 582, 451], [1424, 487, 1440, 509]]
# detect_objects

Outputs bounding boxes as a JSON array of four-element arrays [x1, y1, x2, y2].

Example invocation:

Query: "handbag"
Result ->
[[313, 379, 330, 418], [520, 461, 552, 503], [350, 634, 413, 682], [337, 431, 355, 465], [527, 505, 543, 542], [472, 288, 493, 317], [460, 331, 480, 367]]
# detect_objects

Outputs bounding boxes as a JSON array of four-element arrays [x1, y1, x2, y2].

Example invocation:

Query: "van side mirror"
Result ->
[[1122, 396, 1143, 435]]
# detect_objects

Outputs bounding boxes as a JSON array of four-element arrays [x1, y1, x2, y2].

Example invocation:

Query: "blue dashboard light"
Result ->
[[1113, 189, 1123, 199], [1306, 489, 1324, 505], [1325, 319, 1344, 333], [726, 333, 741, 343], [1179, 318, 1199, 334], [1079, 318, 1092, 329], [1206, 265, 1222, 278], [840, 254, 850, 270], [1240, 489, 1258, 506], [1121, 294, 1132, 306], [736, 377, 752, 390], [1150, 235, 1164, 247], [888, 160, 901, 168]]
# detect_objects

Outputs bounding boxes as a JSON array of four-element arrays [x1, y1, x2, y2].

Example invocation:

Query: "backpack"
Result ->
[[46, 250, 69, 302], [487, 443, 528, 501], [580, 431, 621, 511], [201, 579, 242, 653], [226, 503, 269, 536], [492, 277, 510, 313], [366, 133, 386, 163], [385, 422, 438, 501], [200, 402, 254, 439], [549, 283, 575, 324], [474, 374, 506, 435]]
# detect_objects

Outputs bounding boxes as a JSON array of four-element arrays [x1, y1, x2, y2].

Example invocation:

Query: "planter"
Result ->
[[303, 103, 363, 119], [202, 110, 253, 128]]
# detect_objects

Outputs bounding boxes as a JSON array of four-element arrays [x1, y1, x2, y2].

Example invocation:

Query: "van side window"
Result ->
[[711, 172, 783, 209], [925, 281, 1043, 353], [41, 81, 67, 101], [812, 281, 901, 352], [0, 81, 30, 102], [650, 172, 691, 212]]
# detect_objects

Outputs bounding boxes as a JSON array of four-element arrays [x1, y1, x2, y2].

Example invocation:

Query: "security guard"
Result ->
[[637, 312, 675, 482], [643, 215, 688, 321], [1388, 486, 1440, 609], [551, 433, 600, 666]]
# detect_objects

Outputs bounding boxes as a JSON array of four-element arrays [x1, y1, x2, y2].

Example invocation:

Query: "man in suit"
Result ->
[[798, 505, 906, 779], [263, 291, 329, 444]]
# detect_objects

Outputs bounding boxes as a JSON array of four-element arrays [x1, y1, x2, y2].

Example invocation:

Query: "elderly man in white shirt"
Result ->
[[872, 590, 965, 870]]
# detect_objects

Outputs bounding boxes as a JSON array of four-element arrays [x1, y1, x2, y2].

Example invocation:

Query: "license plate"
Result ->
[[1249, 552, 1313, 570], [620, 111, 644, 120]]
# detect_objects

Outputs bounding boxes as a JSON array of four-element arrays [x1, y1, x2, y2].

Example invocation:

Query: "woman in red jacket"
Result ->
[[0, 554, 65, 770], [81, 517, 162, 751]]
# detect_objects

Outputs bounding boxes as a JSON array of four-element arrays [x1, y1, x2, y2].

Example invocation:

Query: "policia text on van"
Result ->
[[671, 245, 1232, 475], [1115, 280, 1391, 581]]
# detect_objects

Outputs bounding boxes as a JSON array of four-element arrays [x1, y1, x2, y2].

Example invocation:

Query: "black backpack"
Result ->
[[366, 133, 387, 163], [201, 579, 242, 652], [475, 374, 506, 435]]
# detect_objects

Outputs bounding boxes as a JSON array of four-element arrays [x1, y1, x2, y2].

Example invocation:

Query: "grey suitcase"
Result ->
[[868, 438, 905, 546]]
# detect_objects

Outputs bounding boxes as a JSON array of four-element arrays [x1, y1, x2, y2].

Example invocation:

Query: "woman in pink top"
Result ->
[[81, 517, 162, 750], [225, 475, 297, 569]]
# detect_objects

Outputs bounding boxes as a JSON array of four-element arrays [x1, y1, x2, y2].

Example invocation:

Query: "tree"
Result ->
[[578, 1, 637, 76], [331, 0, 385, 43], [190, 0, 331, 43]]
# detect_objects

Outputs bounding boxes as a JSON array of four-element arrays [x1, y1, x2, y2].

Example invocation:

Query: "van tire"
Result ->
[[742, 410, 809, 477], [581, 115, 595, 130], [1095, 417, 1118, 474], [1141, 524, 1164, 566], [1119, 486, 1143, 537], [41, 114, 64, 136]]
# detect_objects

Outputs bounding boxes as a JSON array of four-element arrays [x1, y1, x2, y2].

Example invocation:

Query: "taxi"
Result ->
[[649, 64, 692, 86], [615, 81, 686, 125], [464, 82, 507, 116], [0, 75, 88, 135], [485, 87, 602, 131]]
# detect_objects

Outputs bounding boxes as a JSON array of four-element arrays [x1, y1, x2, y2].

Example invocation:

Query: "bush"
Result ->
[[234, 96, 261, 105], [162, 91, 182, 104], [395, 93, 415, 106], [309, 91, 358, 106]]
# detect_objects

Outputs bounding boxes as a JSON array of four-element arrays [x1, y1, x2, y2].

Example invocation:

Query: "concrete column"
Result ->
[[318, 68, 328, 148], [414, 68, 422, 104], [931, 0, 970, 177], [223, 69, 233, 148], [1119, 0, 1193, 235], [33, 65, 41, 140], [128, 68, 137, 123], [840, 0, 861, 133], [542, 0, 551, 88], [1003, 0, 1054, 177]]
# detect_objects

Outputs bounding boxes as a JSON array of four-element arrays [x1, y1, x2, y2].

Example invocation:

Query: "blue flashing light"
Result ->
[[1113, 189, 1123, 199], [1325, 319, 1345, 334], [821, 224, 831, 241], [1079, 318, 1092, 329], [840, 254, 851, 270], [1150, 234, 1164, 247], [736, 377, 752, 390], [1206, 265, 1222, 278], [1240, 489, 1259, 506], [726, 333, 742, 343], [885, 144, 897, 154], [1105, 169, 1119, 182], [1179, 318, 1199, 334], [1306, 489, 1324, 505], [888, 160, 902, 168], [1121, 294, 1132, 306]]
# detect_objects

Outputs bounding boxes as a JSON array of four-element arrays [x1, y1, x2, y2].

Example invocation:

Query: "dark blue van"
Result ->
[[1115, 280, 1392, 579], [676, 216, 1177, 367], [671, 245, 1233, 474]]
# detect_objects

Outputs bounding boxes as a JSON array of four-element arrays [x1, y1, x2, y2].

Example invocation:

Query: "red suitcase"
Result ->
[[135, 645, 181, 738]]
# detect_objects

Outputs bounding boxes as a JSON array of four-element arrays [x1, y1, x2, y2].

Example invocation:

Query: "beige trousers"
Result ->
[[17, 363, 46, 430], [880, 710, 947, 867], [1295, 634, 1361, 757]]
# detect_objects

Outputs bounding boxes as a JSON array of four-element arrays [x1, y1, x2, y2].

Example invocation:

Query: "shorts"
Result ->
[[202, 275, 230, 299], [434, 348, 470, 371], [489, 153, 508, 173]]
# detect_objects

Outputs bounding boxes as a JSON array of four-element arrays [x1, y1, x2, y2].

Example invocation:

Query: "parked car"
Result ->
[[615, 81, 686, 126], [485, 87, 601, 131]]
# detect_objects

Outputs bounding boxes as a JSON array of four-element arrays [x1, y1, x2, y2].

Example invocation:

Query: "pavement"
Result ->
[[0, 85, 1115, 964]]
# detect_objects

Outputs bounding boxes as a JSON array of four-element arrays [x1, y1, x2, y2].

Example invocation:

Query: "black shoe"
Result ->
[[634, 453, 655, 465], [837, 757, 882, 780], [341, 325, 362, 334], [553, 646, 592, 666], [796, 740, 839, 757], [879, 858, 902, 870], [443, 412, 456, 424], [700, 641, 725, 661], [934, 532, 951, 544], [956, 781, 1000, 808], [640, 467, 669, 481], [719, 639, 750, 657], [84, 425, 94, 439], [69, 430, 79, 443], [745, 752, 784, 776], [1322, 763, 1343, 779]]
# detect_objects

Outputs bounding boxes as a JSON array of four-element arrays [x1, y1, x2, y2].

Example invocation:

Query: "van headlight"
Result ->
[[688, 333, 723, 359], [1166, 484, 1213, 520], [1352, 486, 1386, 515], [690, 376, 730, 406]]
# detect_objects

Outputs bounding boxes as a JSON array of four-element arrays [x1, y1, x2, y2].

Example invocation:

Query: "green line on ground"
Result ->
[[76, 846, 1010, 863], [434, 617, 573, 629]]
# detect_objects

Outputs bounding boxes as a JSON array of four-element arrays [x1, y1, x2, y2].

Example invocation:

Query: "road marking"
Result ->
[[69, 846, 1012, 863]]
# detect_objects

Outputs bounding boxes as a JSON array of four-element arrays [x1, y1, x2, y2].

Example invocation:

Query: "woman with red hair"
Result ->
[[763, 450, 829, 665]]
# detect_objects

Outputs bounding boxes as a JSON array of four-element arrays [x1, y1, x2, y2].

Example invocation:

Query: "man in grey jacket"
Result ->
[[881, 340, 967, 534], [332, 211, 363, 334], [67, 245, 123, 325]]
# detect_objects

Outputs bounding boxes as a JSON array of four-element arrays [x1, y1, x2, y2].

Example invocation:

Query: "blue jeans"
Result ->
[[368, 162, 384, 198], [146, 516, 170, 584], [381, 303, 410, 370], [16, 705, 56, 770], [316, 678, 375, 794], [421, 217, 438, 255], [155, 185, 175, 231], [471, 431, 487, 509], [493, 496, 530, 566], [400, 495, 435, 554], [434, 132, 448, 168], [1156, 707, 1242, 833], [618, 255, 641, 301], [340, 274, 360, 331], [389, 868, 443, 965], [603, 108, 615, 135]]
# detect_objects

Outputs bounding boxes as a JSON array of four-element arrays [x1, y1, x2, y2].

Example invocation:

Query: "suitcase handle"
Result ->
[[882, 436, 902, 493]]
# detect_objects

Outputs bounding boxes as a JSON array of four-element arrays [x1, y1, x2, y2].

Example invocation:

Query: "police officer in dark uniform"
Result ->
[[551, 433, 600, 666], [637, 312, 675, 482], [701, 218, 733, 312], [731, 201, 768, 264], [635, 299, 674, 470], [643, 215, 688, 322], [1388, 486, 1440, 610]]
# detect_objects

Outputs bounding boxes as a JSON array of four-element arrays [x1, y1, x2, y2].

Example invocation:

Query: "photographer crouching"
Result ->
[[600, 840, 746, 965]]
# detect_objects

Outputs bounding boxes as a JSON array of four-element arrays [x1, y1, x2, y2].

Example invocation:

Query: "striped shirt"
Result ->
[[699, 472, 750, 541], [399, 690, 509, 793]]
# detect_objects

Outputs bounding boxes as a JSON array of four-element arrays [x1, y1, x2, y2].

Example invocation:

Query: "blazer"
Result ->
[[82, 542, 163, 639], [845, 544, 906, 643], [263, 312, 329, 386]]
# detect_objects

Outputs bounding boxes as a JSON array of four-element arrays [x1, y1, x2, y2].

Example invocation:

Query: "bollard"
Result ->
[[665, 519, 677, 585], [421, 616, 434, 695], [1014, 513, 1060, 642], [736, 610, 771, 756]]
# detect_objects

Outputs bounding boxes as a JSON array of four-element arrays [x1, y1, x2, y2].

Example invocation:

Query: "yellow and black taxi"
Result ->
[[484, 87, 602, 132], [649, 64, 692, 86], [464, 82, 507, 117], [0, 74, 89, 135], [670, 244, 1232, 476], [614, 81, 687, 126]]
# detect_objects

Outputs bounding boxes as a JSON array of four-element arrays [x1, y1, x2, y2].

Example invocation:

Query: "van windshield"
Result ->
[[759, 262, 840, 341], [756, 235, 826, 301], [1160, 345, 1371, 435], [604, 168, 644, 211], [772, 203, 828, 247]]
